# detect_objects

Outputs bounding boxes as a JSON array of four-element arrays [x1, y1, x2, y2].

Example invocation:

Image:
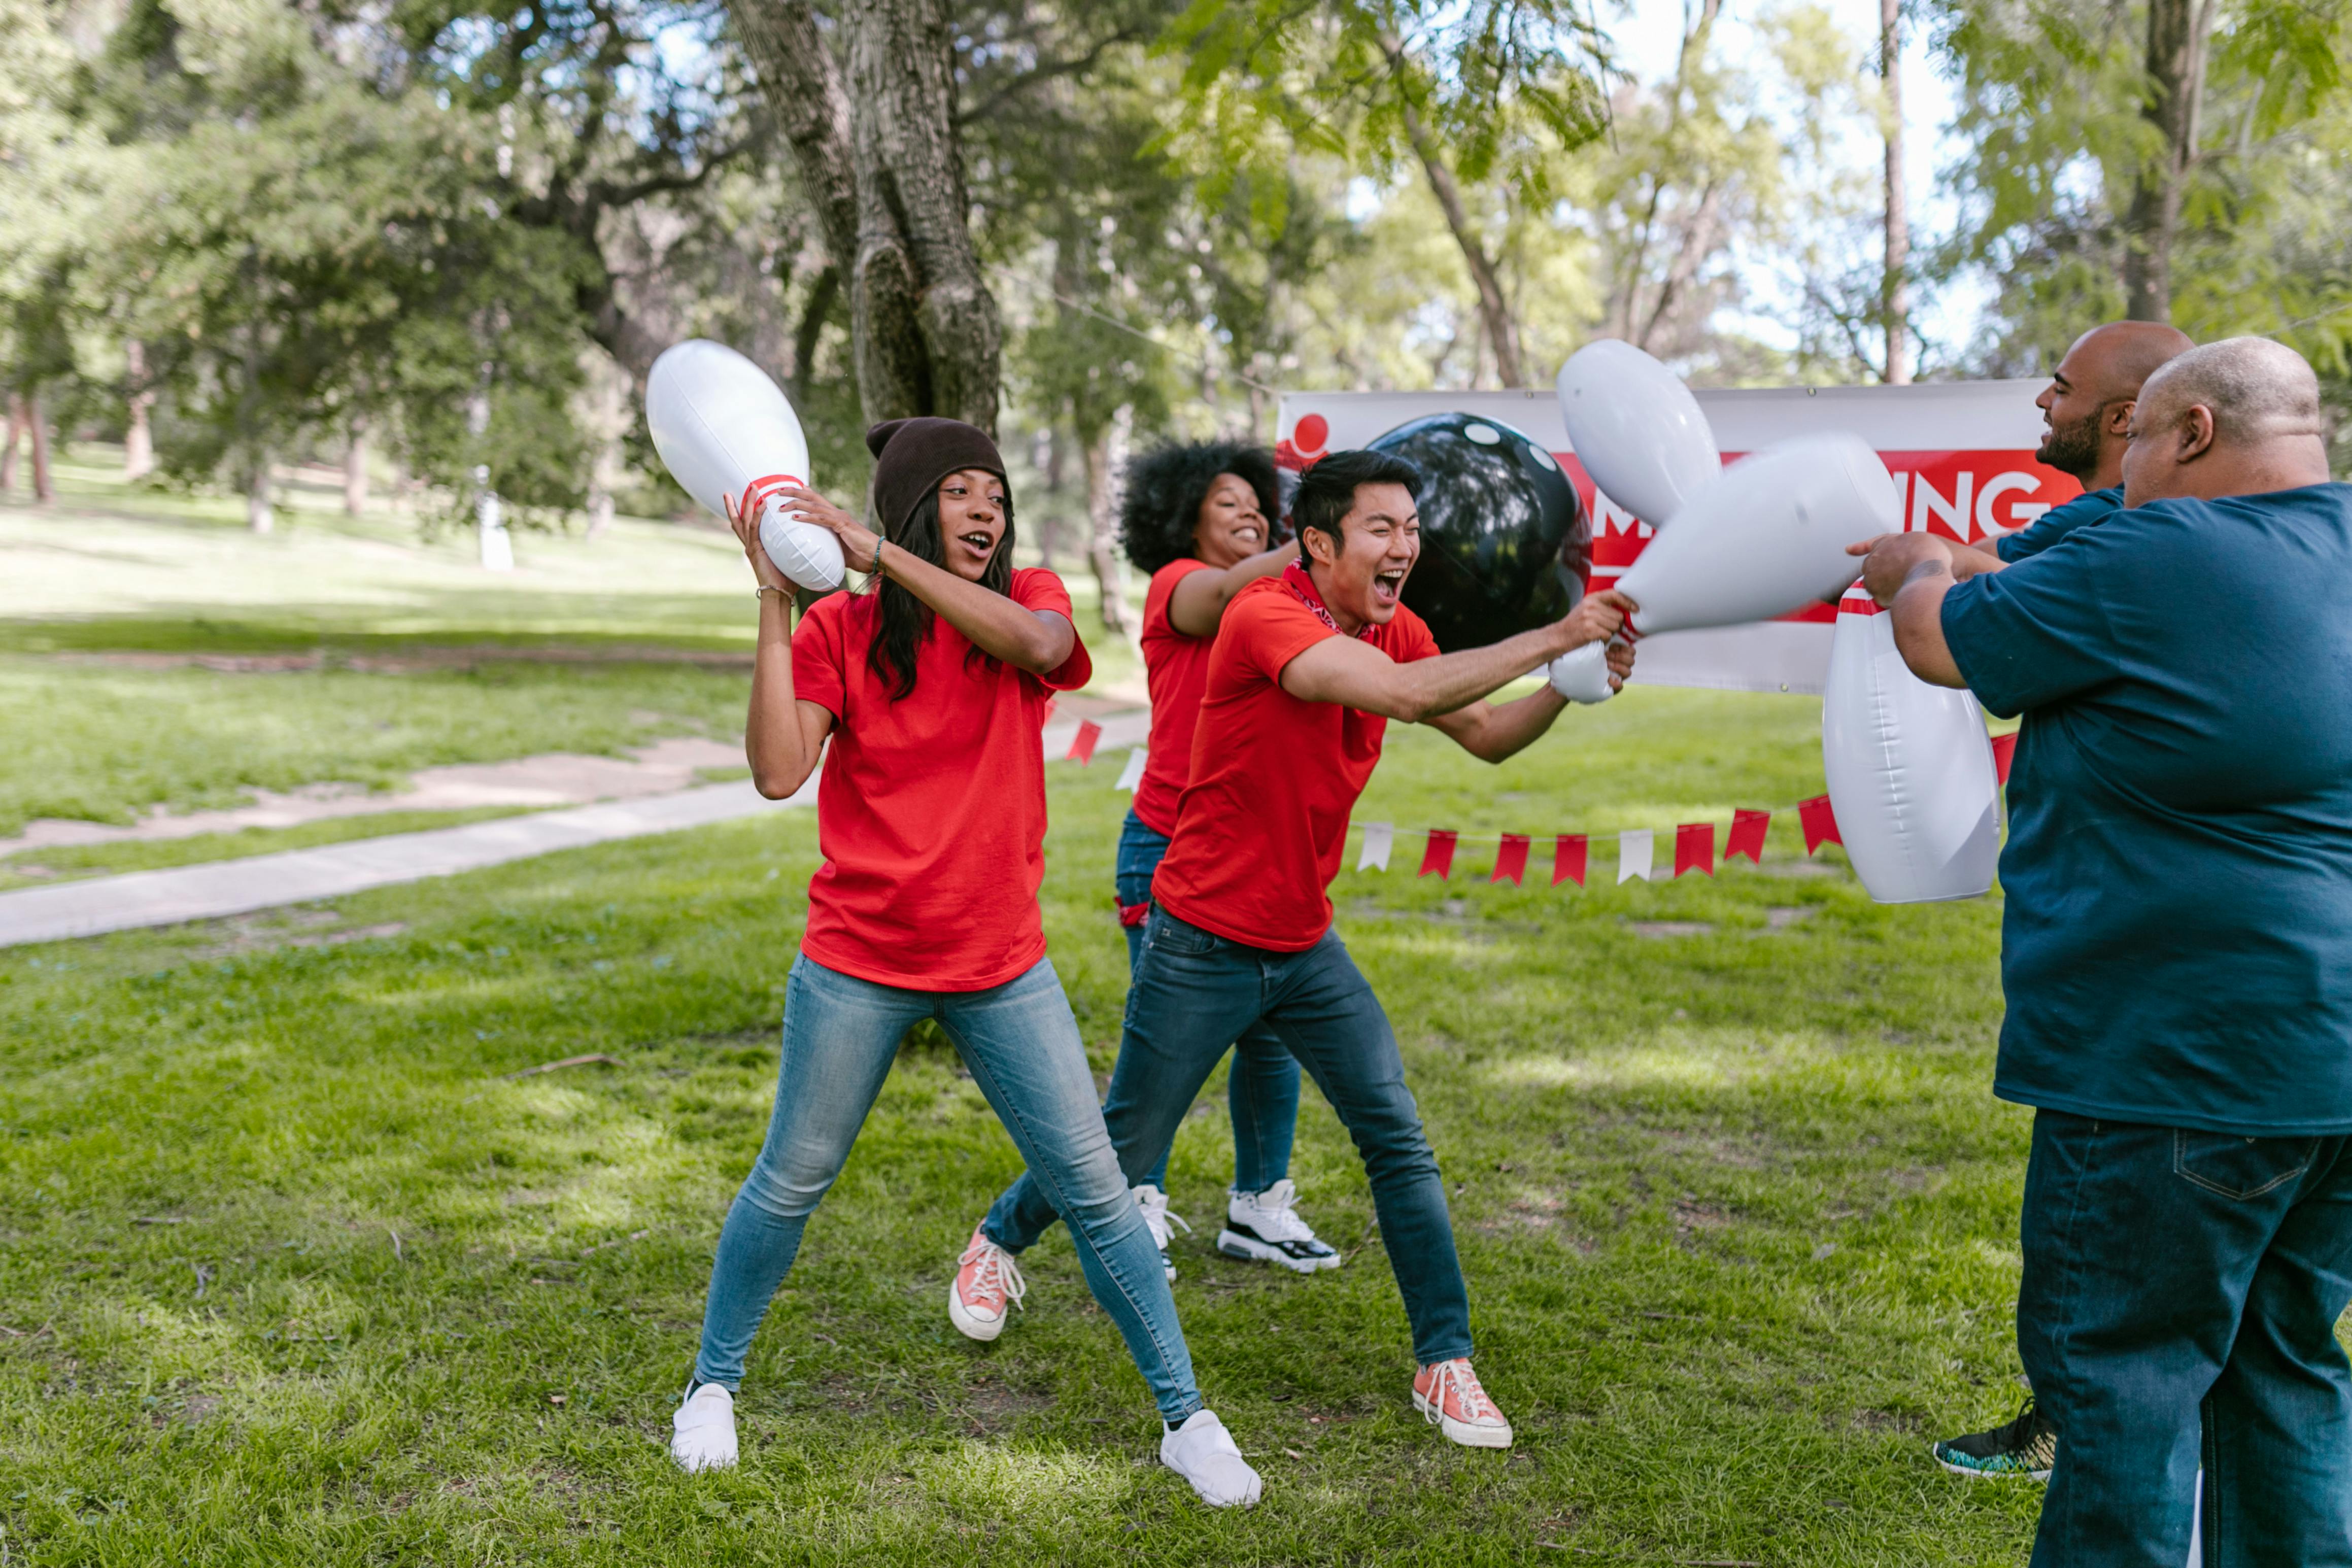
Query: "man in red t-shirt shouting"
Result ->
[[959, 448, 1634, 1449]]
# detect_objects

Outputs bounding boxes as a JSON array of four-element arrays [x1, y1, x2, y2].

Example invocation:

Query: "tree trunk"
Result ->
[[846, 0, 1003, 432], [2122, 0, 2217, 322], [247, 450, 275, 533], [26, 388, 52, 503], [1401, 106, 1524, 388], [344, 418, 370, 516], [1082, 407, 1137, 643], [732, 0, 1001, 435], [0, 396, 19, 495], [789, 264, 840, 404], [124, 342, 157, 480], [1880, 0, 1912, 385]]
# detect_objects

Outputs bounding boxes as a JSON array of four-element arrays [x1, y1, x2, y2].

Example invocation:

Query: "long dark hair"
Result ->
[[865, 484, 1018, 700]]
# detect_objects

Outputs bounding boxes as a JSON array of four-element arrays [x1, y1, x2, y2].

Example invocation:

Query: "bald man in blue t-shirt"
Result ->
[[1862, 337, 2352, 1566]]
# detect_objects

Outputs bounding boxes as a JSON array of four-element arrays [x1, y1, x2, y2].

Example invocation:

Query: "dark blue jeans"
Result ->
[[1115, 809, 1302, 1193], [983, 906, 1474, 1366], [2018, 1109, 2352, 1566]]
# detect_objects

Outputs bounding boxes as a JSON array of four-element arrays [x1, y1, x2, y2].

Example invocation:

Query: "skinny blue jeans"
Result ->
[[693, 953, 1202, 1422], [1116, 809, 1302, 1194], [983, 907, 1474, 1366], [2018, 1109, 2352, 1566]]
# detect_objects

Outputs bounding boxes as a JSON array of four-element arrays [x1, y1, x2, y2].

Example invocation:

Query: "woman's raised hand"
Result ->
[[725, 492, 794, 594], [774, 483, 883, 574]]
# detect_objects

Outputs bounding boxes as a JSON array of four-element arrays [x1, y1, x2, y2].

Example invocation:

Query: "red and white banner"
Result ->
[[1276, 381, 2077, 695]]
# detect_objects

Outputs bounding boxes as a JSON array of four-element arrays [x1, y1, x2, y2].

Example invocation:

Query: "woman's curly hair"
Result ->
[[1117, 440, 1285, 577]]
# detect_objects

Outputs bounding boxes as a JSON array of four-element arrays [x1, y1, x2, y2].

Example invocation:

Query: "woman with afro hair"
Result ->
[[1002, 439, 1345, 1285]]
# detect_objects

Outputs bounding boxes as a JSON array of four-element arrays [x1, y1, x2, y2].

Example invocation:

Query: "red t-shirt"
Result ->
[[1133, 558, 1218, 836], [1151, 571, 1440, 950], [791, 568, 1091, 991]]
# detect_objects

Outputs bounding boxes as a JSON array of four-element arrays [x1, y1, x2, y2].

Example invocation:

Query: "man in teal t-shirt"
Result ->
[[1860, 337, 2352, 1566]]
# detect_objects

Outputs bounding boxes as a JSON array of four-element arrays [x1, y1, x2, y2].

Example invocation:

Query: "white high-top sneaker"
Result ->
[[1216, 1178, 1342, 1273], [670, 1381, 739, 1473], [1132, 1183, 1192, 1282]]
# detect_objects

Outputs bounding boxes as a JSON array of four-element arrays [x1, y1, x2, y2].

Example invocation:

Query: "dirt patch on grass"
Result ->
[[187, 907, 408, 959]]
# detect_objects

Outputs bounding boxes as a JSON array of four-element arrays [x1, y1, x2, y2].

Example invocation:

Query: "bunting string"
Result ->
[[1074, 738, 2019, 885]]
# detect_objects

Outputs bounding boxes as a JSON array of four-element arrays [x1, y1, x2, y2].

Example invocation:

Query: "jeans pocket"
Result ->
[[2173, 1129, 2316, 1201], [1147, 912, 1217, 957]]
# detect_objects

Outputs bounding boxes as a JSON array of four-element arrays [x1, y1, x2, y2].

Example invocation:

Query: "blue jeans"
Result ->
[[693, 953, 1202, 1422], [983, 908, 1474, 1366], [2018, 1109, 2352, 1566], [1116, 809, 1302, 1194]]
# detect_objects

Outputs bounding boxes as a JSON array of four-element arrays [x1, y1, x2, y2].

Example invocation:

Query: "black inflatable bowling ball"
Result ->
[[1364, 413, 1591, 652]]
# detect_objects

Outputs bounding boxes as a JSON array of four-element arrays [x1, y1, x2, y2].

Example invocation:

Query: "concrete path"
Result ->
[[0, 710, 1149, 949]]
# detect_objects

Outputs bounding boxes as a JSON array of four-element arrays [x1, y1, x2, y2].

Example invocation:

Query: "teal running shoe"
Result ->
[[1933, 1396, 2057, 1480]]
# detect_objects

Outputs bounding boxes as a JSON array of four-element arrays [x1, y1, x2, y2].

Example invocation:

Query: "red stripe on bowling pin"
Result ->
[[736, 471, 807, 522], [1837, 584, 1883, 616]]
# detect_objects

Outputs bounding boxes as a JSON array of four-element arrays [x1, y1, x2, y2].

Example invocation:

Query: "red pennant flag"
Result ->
[[1727, 808, 1769, 864], [1798, 794, 1841, 853], [1492, 833, 1529, 885], [1552, 834, 1588, 888], [1991, 731, 2017, 785], [1065, 720, 1102, 764], [1674, 822, 1716, 877], [1418, 830, 1457, 879], [1041, 697, 1059, 730]]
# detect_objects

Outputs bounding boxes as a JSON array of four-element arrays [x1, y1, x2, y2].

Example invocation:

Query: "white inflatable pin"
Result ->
[[1556, 339, 1720, 527], [1821, 582, 2001, 903], [1613, 432, 1898, 636], [645, 339, 844, 592]]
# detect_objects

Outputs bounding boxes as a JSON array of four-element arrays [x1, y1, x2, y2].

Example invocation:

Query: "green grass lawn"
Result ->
[[0, 689, 2049, 1564]]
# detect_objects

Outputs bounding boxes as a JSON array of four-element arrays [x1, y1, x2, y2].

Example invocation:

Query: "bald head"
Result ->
[[2122, 337, 2333, 507], [2035, 321, 2198, 487]]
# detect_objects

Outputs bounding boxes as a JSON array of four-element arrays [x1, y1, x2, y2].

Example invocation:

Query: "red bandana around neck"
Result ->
[[1282, 559, 1371, 639]]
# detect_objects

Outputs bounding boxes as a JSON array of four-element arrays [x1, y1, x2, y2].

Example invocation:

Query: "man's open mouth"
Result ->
[[1371, 569, 1404, 604]]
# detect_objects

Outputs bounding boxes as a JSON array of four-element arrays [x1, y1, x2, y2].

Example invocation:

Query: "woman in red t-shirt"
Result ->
[[1001, 441, 1343, 1282], [669, 418, 1258, 1509]]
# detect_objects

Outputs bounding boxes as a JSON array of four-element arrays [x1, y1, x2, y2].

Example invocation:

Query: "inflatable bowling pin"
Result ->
[[1614, 433, 1898, 636], [645, 340, 845, 592], [1821, 583, 2000, 903], [1556, 339, 1720, 526], [1547, 639, 1616, 704]]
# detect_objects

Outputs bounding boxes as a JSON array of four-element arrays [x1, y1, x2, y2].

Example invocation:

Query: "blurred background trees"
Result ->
[[4, 0, 2348, 559]]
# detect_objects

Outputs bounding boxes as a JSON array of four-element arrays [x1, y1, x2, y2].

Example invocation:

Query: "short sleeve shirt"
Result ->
[[1151, 573, 1442, 950], [1994, 486, 2122, 563], [1940, 484, 2352, 1135], [1132, 559, 1219, 837], [791, 568, 1091, 991]]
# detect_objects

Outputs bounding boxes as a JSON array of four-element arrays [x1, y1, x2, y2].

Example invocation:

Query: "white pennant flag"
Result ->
[[1113, 746, 1148, 792], [1357, 821, 1394, 872], [1617, 828, 1655, 883]]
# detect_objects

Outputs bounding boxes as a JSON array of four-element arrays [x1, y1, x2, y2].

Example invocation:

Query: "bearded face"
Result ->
[[2036, 402, 2107, 481]]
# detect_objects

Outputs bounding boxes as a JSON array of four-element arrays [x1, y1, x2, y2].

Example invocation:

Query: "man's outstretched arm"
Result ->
[[1279, 591, 1634, 723], [1861, 533, 1968, 687], [1423, 640, 1635, 762]]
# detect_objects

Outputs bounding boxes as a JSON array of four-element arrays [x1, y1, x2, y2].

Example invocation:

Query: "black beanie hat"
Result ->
[[865, 418, 1008, 537]]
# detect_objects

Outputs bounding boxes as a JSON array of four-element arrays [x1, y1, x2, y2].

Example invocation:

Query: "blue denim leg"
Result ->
[[1115, 810, 1302, 1195], [2018, 1111, 2352, 1568], [694, 955, 921, 1389], [1257, 928, 1473, 1366], [935, 958, 1201, 1423], [983, 905, 1263, 1251]]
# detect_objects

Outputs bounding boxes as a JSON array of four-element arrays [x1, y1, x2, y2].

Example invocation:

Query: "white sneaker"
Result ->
[[1216, 1178, 1342, 1273], [670, 1381, 738, 1473], [1132, 1183, 1192, 1282], [1413, 1358, 1514, 1449], [948, 1225, 1027, 1342], [1160, 1409, 1263, 1507]]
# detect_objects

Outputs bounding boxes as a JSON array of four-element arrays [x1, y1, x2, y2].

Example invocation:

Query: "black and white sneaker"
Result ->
[[1216, 1179, 1342, 1273], [1133, 1184, 1191, 1282], [1933, 1395, 2057, 1481]]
